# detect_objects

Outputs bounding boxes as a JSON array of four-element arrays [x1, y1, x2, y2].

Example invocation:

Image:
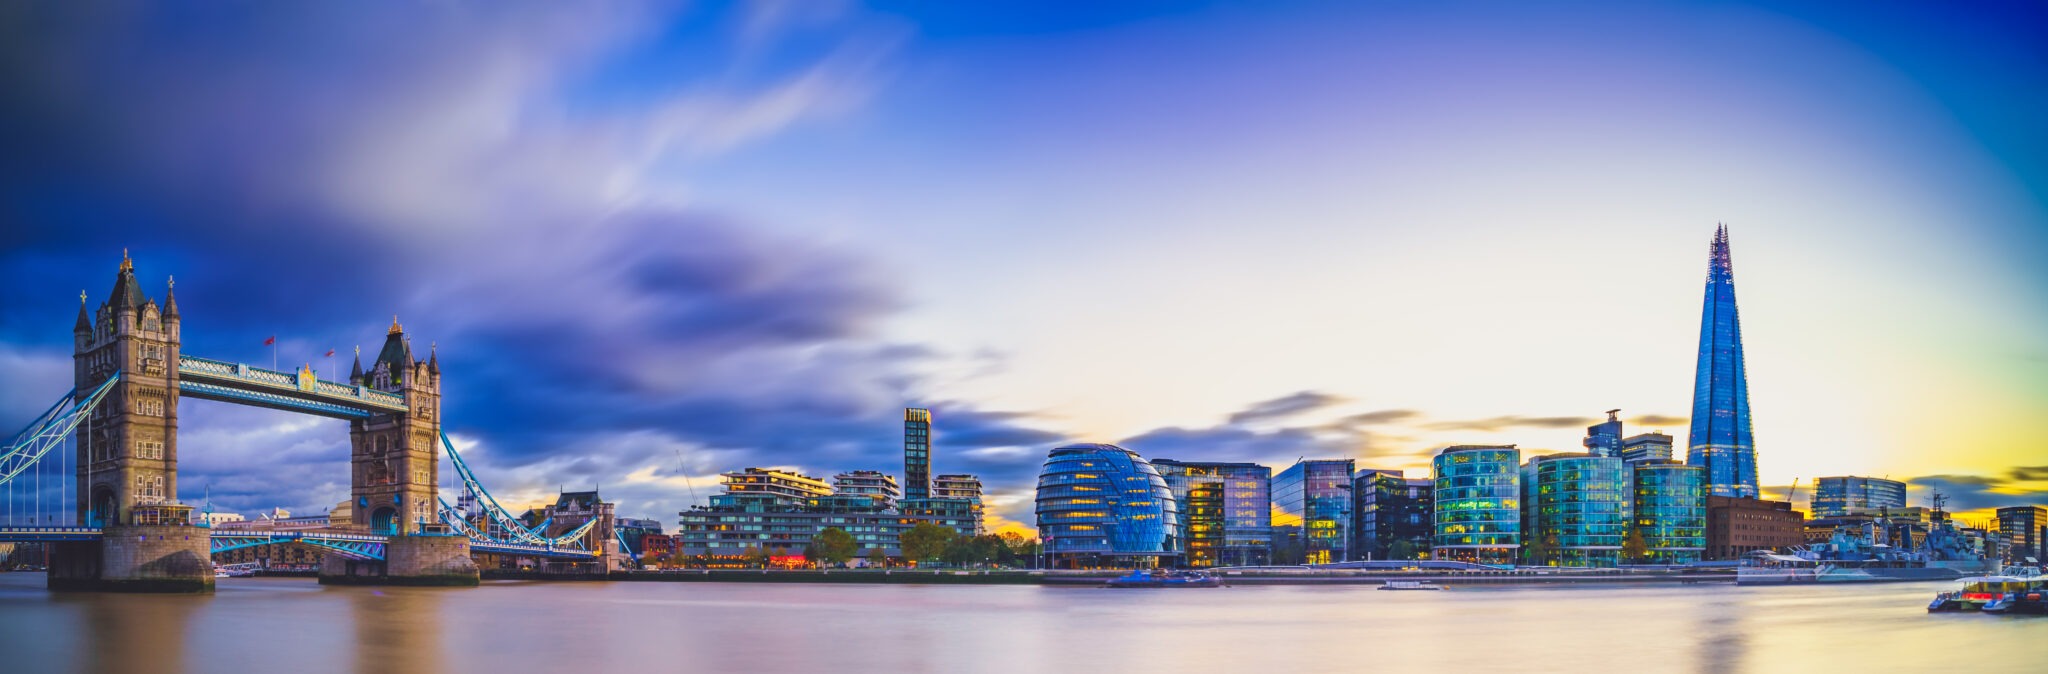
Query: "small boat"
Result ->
[[1378, 580, 1444, 591], [1928, 575, 2048, 613], [1105, 570, 1222, 588]]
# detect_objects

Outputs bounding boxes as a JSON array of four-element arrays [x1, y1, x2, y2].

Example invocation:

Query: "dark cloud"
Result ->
[[1629, 414, 1687, 427], [2009, 466, 2048, 482], [0, 3, 1081, 527], [1326, 409, 1422, 428], [1905, 474, 2046, 513], [1426, 415, 1592, 432], [1225, 390, 1346, 425]]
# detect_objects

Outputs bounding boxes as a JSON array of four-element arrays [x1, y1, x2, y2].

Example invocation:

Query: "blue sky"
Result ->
[[2, 1, 2045, 531]]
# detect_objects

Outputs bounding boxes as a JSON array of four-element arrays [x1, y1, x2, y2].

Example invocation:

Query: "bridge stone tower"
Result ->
[[52, 253, 212, 592], [72, 252, 182, 526], [347, 319, 440, 535]]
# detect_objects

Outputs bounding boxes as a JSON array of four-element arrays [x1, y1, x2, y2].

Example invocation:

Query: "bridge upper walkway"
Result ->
[[176, 355, 408, 419]]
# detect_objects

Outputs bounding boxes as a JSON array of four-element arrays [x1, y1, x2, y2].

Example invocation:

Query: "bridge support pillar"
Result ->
[[319, 534, 478, 587], [48, 524, 214, 593]]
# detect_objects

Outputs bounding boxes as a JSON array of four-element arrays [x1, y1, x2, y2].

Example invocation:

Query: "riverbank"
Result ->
[[478, 568, 1737, 586]]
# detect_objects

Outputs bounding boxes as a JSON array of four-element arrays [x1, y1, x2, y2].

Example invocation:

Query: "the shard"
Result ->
[[1687, 225, 1758, 498]]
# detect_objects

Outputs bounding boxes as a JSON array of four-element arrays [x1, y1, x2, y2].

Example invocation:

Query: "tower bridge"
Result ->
[[0, 253, 623, 592]]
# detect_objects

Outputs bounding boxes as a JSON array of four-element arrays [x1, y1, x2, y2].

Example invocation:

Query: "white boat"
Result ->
[[1378, 580, 1443, 591]]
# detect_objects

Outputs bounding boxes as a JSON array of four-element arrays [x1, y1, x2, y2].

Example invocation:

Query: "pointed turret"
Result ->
[[349, 345, 365, 385], [374, 316, 414, 383], [428, 342, 440, 376], [107, 249, 149, 310], [164, 276, 179, 318], [74, 290, 91, 335]]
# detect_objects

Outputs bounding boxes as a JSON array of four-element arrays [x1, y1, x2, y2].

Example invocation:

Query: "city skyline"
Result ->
[[3, 2, 2046, 535]]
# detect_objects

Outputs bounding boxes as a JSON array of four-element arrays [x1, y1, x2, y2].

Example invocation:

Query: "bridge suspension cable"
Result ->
[[1, 375, 119, 490], [437, 431, 599, 548]]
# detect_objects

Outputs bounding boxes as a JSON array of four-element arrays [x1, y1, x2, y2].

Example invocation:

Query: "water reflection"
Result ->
[[72, 591, 198, 674], [351, 588, 443, 674]]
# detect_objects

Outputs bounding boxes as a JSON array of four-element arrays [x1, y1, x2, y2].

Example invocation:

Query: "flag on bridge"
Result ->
[[325, 349, 335, 357], [263, 335, 275, 346]]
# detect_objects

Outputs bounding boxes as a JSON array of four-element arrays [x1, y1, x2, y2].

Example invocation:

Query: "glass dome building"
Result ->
[[1035, 443, 1181, 569], [1432, 445, 1521, 566]]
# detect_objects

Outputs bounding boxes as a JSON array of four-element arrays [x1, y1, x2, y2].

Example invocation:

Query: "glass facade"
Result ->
[[1153, 459, 1272, 567], [1812, 476, 1907, 517], [1687, 225, 1760, 498], [1354, 469, 1433, 561], [1583, 410, 1623, 458], [903, 408, 932, 500], [1633, 461, 1707, 564], [1620, 432, 1674, 466], [1273, 459, 1354, 564], [1432, 446, 1520, 566], [1035, 443, 1180, 568], [1997, 506, 2046, 564], [1523, 453, 1631, 567]]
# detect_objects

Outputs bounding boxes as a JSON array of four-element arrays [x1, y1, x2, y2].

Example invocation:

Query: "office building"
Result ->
[[1632, 460, 1707, 564], [1620, 432, 1674, 466], [1354, 469, 1432, 561], [1273, 459, 1354, 564], [1688, 225, 1761, 498], [904, 408, 933, 500], [1035, 443, 1181, 569], [1812, 476, 1907, 518], [1584, 409, 1623, 458], [1522, 453, 1632, 567], [676, 468, 977, 565], [1432, 445, 1521, 566], [1153, 459, 1273, 567], [1997, 505, 2047, 565], [1705, 496, 1803, 560]]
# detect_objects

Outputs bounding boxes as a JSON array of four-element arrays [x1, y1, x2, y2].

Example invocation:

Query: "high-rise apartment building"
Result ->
[[1621, 432, 1674, 466], [832, 470, 901, 507], [1687, 225, 1760, 498], [903, 408, 932, 500], [1997, 505, 2047, 565]]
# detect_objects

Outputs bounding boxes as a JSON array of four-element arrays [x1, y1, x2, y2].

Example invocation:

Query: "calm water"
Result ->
[[0, 573, 2040, 673]]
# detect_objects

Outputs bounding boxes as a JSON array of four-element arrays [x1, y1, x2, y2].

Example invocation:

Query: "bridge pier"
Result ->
[[319, 534, 478, 587], [48, 523, 214, 593]]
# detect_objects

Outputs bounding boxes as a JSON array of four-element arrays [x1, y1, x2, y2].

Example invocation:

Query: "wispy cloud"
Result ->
[[1226, 390, 1347, 425]]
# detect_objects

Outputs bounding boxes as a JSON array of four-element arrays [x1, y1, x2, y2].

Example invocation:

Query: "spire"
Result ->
[[428, 341, 440, 375], [1688, 224, 1758, 498], [107, 251, 149, 310], [389, 315, 403, 335], [163, 276, 179, 317], [349, 345, 364, 384], [73, 290, 90, 334]]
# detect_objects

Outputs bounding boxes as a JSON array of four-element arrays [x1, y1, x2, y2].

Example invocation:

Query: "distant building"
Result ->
[[932, 474, 983, 502], [1353, 469, 1431, 561], [833, 470, 901, 508], [1153, 459, 1272, 568], [1273, 459, 1354, 564], [1034, 443, 1180, 569], [198, 512, 245, 526], [1633, 460, 1707, 564], [903, 408, 933, 500], [1432, 445, 1521, 566], [1997, 505, 2047, 565], [1705, 496, 1803, 560], [675, 468, 977, 565], [1522, 453, 1632, 567], [1583, 410, 1624, 458], [721, 468, 833, 507], [1812, 476, 1907, 518], [1620, 433, 1674, 466], [923, 473, 988, 536]]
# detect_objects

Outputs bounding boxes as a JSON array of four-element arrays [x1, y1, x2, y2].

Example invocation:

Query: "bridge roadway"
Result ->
[[0, 526, 600, 562]]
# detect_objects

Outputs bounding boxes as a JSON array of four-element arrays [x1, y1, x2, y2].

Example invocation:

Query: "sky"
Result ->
[[2, 1, 2045, 533]]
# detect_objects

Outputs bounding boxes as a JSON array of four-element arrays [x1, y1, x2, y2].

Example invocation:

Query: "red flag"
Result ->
[[325, 349, 335, 357], [263, 336, 275, 346]]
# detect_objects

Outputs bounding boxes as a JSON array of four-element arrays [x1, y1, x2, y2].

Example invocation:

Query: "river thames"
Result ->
[[0, 573, 2037, 673]]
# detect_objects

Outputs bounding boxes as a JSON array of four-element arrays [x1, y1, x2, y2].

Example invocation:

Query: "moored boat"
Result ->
[[1377, 580, 1443, 591], [1737, 501, 1997, 586]]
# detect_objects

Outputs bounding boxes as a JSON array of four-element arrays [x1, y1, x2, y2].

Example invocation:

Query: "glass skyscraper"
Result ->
[[1152, 459, 1272, 568], [1687, 225, 1759, 498], [903, 408, 932, 500], [1432, 446, 1520, 566], [1633, 460, 1707, 564], [1353, 469, 1433, 561], [1034, 443, 1181, 568], [1272, 459, 1354, 564]]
